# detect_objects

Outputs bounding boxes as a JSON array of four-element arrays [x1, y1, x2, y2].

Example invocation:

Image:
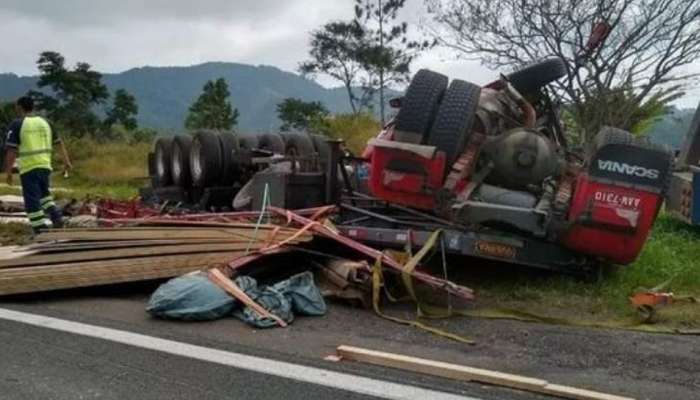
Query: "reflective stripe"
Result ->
[[27, 210, 45, 220], [18, 148, 52, 157], [40, 196, 54, 205], [41, 201, 56, 210], [30, 219, 47, 228]]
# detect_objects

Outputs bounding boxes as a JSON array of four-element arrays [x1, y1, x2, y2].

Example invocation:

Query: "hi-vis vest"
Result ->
[[18, 116, 53, 174]]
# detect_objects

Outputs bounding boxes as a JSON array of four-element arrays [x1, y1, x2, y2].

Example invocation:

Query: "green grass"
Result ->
[[469, 213, 700, 329], [0, 138, 149, 201]]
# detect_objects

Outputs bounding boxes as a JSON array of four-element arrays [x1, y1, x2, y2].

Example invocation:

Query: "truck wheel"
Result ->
[[428, 79, 481, 170], [218, 131, 240, 185], [258, 133, 286, 154], [506, 58, 566, 95], [311, 134, 331, 171], [171, 135, 193, 187], [592, 126, 633, 153], [154, 136, 174, 187], [282, 132, 315, 171], [190, 130, 222, 187], [394, 69, 448, 144]]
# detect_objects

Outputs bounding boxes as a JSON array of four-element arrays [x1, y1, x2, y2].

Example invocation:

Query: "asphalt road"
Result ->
[[0, 282, 697, 400], [0, 290, 547, 400], [0, 318, 380, 400]]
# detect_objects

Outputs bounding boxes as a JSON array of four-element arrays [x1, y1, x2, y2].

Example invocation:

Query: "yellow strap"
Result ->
[[463, 307, 700, 335], [400, 230, 458, 319], [371, 256, 475, 345]]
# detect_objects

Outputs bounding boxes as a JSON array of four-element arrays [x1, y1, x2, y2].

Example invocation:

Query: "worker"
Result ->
[[4, 96, 72, 233]]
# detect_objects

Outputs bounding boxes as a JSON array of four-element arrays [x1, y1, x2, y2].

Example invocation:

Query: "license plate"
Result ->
[[475, 241, 517, 259]]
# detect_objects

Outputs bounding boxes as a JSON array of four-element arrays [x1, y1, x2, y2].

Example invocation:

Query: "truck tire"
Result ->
[[394, 69, 448, 144], [506, 58, 566, 95], [311, 134, 331, 171], [190, 130, 222, 187], [428, 79, 481, 169], [282, 132, 315, 171], [218, 131, 240, 185], [258, 133, 286, 154], [154, 136, 174, 187], [171, 135, 193, 187], [593, 126, 633, 150]]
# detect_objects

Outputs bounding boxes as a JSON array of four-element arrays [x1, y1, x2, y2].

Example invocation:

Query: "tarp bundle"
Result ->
[[147, 270, 326, 328]]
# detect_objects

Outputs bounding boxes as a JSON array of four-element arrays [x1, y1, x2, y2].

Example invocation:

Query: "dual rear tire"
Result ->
[[393, 69, 481, 173]]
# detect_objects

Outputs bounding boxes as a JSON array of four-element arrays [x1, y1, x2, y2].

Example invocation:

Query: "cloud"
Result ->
[[0, 0, 697, 107], [0, 0, 351, 75]]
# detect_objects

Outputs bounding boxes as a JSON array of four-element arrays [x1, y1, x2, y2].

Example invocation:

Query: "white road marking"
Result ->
[[0, 308, 477, 400]]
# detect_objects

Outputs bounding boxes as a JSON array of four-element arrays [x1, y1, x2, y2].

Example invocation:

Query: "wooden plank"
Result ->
[[22, 239, 253, 253], [336, 346, 634, 400], [35, 228, 311, 243], [0, 251, 244, 278], [42, 226, 300, 234], [208, 269, 287, 327], [0, 253, 243, 295], [541, 384, 635, 400], [0, 243, 263, 268]]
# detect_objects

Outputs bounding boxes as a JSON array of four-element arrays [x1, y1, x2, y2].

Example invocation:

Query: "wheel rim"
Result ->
[[190, 139, 203, 184]]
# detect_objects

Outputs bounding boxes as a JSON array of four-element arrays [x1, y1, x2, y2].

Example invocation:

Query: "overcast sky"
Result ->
[[1, 0, 698, 107]]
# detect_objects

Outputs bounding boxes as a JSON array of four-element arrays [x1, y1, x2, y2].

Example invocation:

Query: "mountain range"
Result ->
[[1, 61, 696, 149], [0, 62, 392, 132]]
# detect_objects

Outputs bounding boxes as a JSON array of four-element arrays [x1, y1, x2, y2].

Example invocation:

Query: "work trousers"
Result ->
[[20, 168, 62, 233]]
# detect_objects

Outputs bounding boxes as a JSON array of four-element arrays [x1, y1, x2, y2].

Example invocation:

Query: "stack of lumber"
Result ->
[[0, 225, 311, 296]]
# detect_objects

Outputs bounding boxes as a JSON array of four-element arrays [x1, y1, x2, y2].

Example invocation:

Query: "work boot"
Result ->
[[31, 223, 50, 236], [46, 206, 64, 229]]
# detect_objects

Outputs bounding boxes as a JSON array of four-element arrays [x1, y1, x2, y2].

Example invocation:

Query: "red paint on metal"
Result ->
[[562, 174, 664, 264]]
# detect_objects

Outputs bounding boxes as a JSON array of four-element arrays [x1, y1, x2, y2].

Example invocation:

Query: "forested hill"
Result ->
[[0, 62, 387, 132]]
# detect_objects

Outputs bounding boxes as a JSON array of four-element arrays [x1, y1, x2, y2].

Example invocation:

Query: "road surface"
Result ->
[[0, 282, 697, 399]]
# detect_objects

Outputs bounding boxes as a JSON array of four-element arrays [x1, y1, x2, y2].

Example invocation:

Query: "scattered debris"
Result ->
[[630, 291, 697, 323], [335, 345, 635, 400]]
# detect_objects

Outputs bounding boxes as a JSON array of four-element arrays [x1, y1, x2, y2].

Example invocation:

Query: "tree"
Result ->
[[185, 78, 238, 130], [31, 51, 109, 137], [276, 98, 330, 132], [105, 89, 139, 131], [353, 0, 434, 123], [0, 102, 17, 134], [300, 21, 372, 114], [426, 0, 700, 142]]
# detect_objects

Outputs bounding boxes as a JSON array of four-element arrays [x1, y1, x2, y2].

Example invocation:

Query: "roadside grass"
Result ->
[[469, 213, 700, 329], [0, 138, 149, 200]]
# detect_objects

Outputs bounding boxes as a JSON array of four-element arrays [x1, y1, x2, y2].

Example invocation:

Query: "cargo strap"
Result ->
[[371, 256, 475, 344], [462, 307, 700, 335], [371, 229, 475, 345], [245, 183, 271, 254]]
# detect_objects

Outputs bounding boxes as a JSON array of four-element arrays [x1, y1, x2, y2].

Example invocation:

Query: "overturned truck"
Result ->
[[144, 50, 674, 276]]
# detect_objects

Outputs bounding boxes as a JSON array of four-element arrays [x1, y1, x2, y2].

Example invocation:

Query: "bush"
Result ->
[[314, 113, 381, 155]]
